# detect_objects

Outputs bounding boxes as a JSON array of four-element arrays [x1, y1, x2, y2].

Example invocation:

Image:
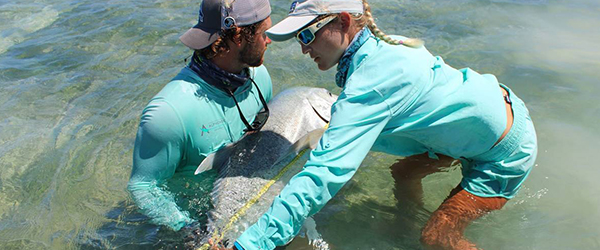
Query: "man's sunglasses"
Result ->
[[227, 78, 269, 133], [295, 16, 337, 46]]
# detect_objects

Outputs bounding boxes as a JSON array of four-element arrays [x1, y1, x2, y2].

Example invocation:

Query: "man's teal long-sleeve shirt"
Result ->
[[128, 65, 272, 230]]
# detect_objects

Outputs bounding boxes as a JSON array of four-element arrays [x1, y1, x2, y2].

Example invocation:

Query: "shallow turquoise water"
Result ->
[[1, 0, 599, 249]]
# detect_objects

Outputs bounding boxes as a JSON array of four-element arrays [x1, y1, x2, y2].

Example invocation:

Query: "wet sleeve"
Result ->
[[127, 100, 194, 231], [236, 89, 392, 250]]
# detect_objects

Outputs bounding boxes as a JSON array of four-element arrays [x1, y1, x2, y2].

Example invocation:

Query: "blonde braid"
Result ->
[[361, 0, 423, 48]]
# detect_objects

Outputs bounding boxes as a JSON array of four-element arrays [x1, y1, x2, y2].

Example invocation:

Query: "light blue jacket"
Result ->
[[128, 65, 272, 230], [236, 33, 507, 249]]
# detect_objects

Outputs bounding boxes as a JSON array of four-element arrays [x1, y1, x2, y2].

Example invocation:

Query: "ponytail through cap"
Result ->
[[361, 0, 423, 48]]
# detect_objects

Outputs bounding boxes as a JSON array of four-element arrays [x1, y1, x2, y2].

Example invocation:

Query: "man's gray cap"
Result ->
[[180, 0, 271, 50]]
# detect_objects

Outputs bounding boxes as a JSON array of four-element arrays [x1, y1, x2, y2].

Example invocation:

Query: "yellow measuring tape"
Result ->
[[198, 124, 328, 250], [198, 148, 308, 250]]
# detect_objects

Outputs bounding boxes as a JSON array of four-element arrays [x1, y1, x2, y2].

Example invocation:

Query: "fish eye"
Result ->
[[328, 92, 332, 97]]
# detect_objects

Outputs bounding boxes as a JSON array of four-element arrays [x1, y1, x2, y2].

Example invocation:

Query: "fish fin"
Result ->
[[195, 153, 215, 175], [272, 128, 325, 167], [195, 145, 235, 175], [307, 128, 324, 149]]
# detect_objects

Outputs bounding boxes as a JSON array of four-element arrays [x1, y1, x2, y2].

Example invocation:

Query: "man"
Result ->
[[127, 0, 273, 231]]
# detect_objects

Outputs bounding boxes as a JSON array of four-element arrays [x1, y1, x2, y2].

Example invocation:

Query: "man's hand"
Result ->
[[208, 239, 235, 250], [182, 221, 204, 249]]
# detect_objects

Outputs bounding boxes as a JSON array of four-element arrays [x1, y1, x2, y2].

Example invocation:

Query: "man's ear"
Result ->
[[222, 27, 245, 53], [231, 27, 244, 46]]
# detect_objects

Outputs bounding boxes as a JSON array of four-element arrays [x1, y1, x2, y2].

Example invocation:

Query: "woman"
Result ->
[[222, 0, 538, 249]]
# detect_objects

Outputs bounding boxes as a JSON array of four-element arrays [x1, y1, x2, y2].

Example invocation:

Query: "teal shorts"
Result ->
[[460, 85, 538, 199]]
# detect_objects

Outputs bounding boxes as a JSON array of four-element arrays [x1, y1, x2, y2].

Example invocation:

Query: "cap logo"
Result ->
[[289, 1, 298, 13], [223, 16, 236, 29], [221, 1, 236, 30]]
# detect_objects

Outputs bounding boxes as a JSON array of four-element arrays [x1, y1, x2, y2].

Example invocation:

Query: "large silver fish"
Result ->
[[192, 87, 337, 250]]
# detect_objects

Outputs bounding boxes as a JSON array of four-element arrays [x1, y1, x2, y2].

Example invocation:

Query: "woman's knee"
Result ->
[[419, 187, 508, 249]]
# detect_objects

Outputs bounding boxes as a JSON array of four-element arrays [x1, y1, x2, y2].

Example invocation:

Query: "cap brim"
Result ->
[[266, 15, 317, 41], [179, 27, 220, 50]]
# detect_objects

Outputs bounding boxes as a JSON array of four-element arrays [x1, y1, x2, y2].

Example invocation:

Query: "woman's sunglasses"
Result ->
[[295, 16, 337, 46]]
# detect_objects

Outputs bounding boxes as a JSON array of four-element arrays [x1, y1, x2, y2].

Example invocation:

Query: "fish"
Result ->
[[191, 87, 338, 250]]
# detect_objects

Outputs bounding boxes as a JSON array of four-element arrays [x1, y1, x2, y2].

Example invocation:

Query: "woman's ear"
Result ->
[[339, 12, 352, 33]]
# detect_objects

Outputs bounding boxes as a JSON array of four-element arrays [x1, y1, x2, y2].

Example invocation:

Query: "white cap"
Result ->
[[266, 0, 363, 41]]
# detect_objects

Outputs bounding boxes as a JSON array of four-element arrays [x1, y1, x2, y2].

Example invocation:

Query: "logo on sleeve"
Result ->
[[200, 119, 225, 136], [201, 125, 210, 136]]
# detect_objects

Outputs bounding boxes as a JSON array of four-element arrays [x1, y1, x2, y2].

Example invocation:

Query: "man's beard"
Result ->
[[239, 42, 264, 67]]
